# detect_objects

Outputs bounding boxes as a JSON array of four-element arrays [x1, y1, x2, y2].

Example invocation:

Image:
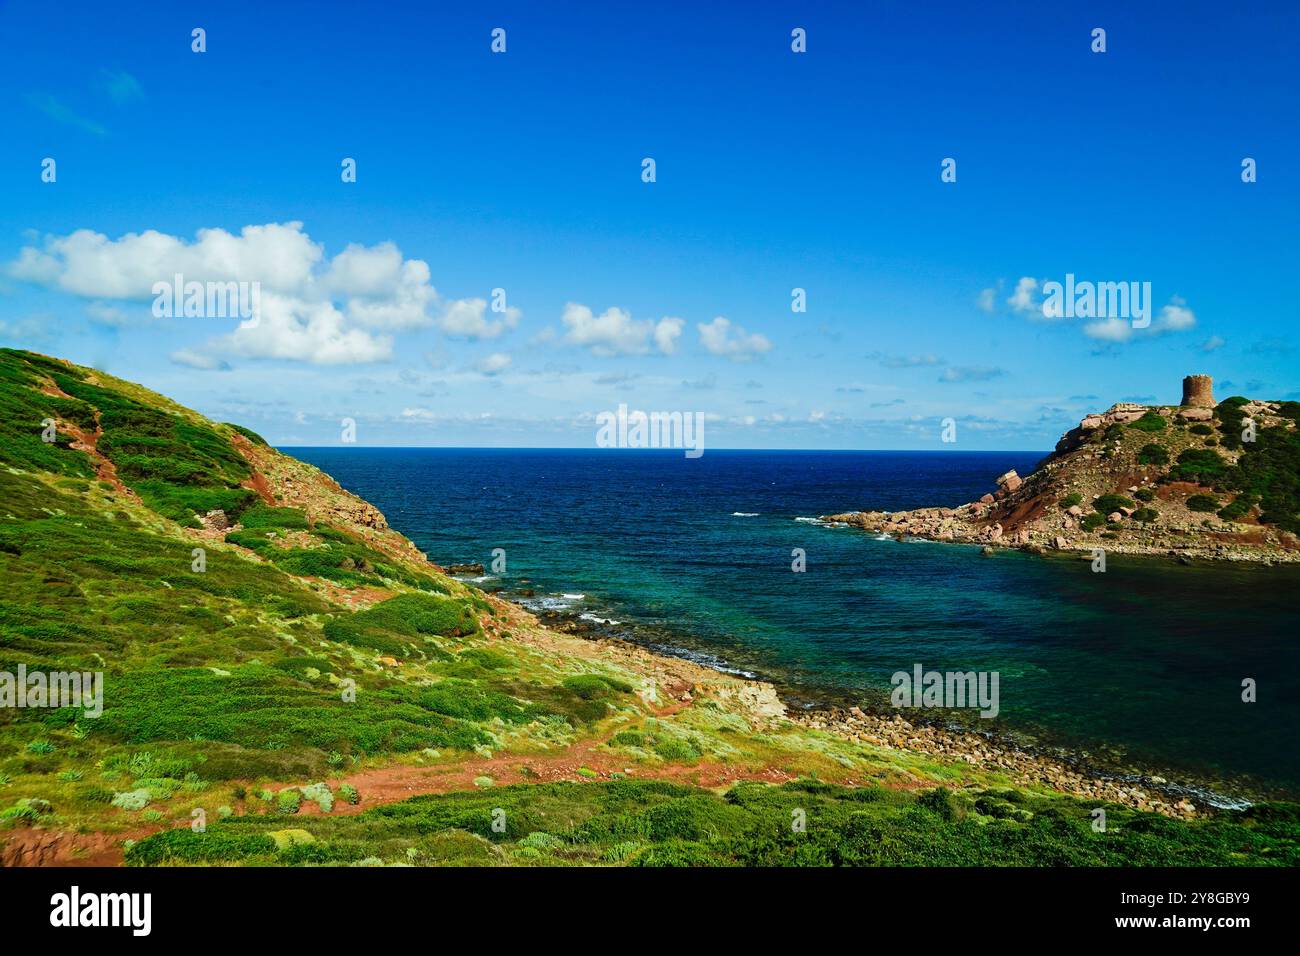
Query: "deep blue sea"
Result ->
[[289, 447, 1300, 799]]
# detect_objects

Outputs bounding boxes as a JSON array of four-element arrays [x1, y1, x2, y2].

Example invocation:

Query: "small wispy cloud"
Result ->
[[939, 365, 1005, 383], [170, 348, 230, 371], [99, 69, 144, 105], [25, 92, 108, 136], [476, 352, 512, 375], [85, 302, 134, 327], [868, 351, 944, 369], [1247, 336, 1294, 356], [681, 374, 717, 390], [976, 284, 1000, 313]]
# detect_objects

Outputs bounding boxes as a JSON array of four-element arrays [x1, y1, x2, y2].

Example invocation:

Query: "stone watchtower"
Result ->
[[1181, 374, 1215, 408]]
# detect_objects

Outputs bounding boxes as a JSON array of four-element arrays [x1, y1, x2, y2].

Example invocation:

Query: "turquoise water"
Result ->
[[290, 448, 1300, 798]]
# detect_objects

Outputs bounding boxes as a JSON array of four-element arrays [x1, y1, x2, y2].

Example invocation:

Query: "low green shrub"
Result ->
[[654, 738, 702, 762], [916, 787, 958, 821], [277, 789, 302, 815], [301, 782, 334, 813], [1137, 444, 1169, 466], [1218, 495, 1256, 522], [562, 674, 634, 700], [1127, 411, 1167, 432], [1, 798, 53, 823], [111, 789, 151, 811], [125, 828, 276, 865], [1168, 448, 1228, 484], [1093, 494, 1135, 515]]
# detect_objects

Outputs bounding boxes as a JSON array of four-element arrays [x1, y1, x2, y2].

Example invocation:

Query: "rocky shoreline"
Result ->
[[490, 587, 1262, 820], [791, 706, 1232, 820], [820, 508, 1300, 565]]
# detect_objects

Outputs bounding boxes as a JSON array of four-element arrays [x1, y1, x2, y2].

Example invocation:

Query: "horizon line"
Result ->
[[276, 444, 1052, 453]]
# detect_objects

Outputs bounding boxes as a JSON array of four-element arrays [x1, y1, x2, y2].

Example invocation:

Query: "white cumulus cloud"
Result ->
[[561, 303, 683, 356], [5, 222, 514, 366], [697, 316, 772, 361], [1083, 297, 1197, 344], [438, 297, 521, 339], [1006, 277, 1040, 315]]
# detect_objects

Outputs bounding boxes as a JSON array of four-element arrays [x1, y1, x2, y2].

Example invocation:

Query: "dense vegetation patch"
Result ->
[[1217, 494, 1257, 523], [90, 666, 493, 755], [1215, 406, 1300, 533], [1080, 513, 1107, 532], [1137, 443, 1169, 466], [323, 593, 478, 656], [0, 348, 257, 527], [1167, 448, 1230, 485], [124, 779, 1300, 868], [1092, 494, 1135, 515], [1127, 411, 1168, 433], [227, 423, 269, 446], [0, 349, 97, 476], [241, 525, 449, 592]]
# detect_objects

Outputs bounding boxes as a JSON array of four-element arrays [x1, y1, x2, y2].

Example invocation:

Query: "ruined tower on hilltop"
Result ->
[[1181, 374, 1215, 408]]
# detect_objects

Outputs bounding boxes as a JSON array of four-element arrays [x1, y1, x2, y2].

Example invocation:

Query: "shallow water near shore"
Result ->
[[290, 447, 1300, 799]]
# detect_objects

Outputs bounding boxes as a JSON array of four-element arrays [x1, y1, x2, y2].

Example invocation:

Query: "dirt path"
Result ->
[[46, 399, 135, 499], [0, 826, 157, 868], [0, 734, 808, 868], [293, 738, 799, 817]]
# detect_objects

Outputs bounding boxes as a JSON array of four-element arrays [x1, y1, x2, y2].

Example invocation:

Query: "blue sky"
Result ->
[[1, 0, 1296, 449]]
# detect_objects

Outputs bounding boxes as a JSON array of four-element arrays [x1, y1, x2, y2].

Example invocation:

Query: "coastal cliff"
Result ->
[[825, 376, 1300, 563]]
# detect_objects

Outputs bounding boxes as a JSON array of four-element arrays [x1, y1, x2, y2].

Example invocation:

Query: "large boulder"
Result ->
[[201, 509, 231, 531]]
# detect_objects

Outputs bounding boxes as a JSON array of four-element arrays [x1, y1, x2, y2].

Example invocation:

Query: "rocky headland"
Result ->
[[824, 376, 1300, 564]]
